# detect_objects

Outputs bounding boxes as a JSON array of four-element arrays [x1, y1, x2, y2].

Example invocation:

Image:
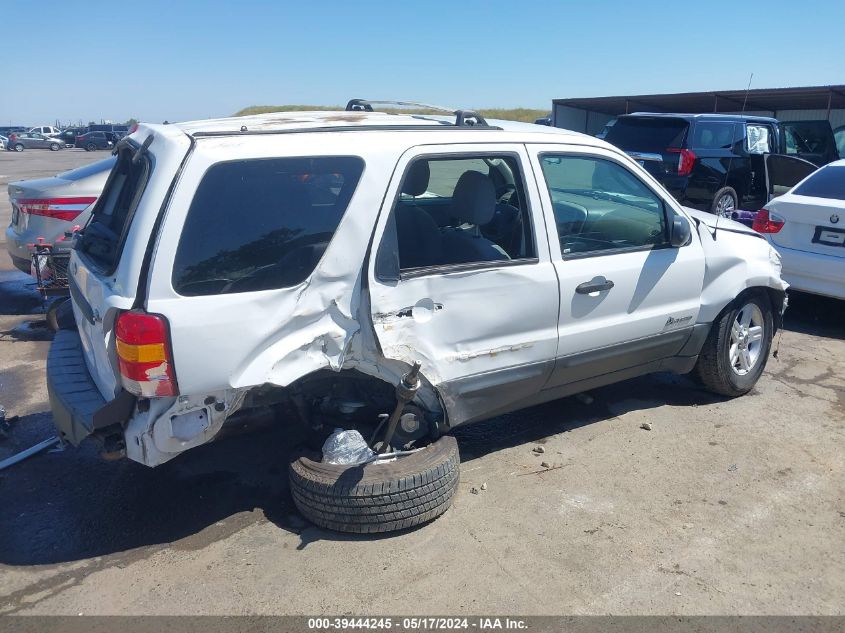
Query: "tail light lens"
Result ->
[[115, 311, 179, 397], [667, 148, 696, 176], [752, 209, 785, 234], [17, 197, 97, 221]]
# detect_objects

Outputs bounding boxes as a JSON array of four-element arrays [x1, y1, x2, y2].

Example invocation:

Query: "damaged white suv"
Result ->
[[48, 102, 787, 533]]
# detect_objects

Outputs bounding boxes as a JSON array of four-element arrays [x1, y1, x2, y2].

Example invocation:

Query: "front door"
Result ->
[[528, 144, 706, 390], [367, 143, 560, 425]]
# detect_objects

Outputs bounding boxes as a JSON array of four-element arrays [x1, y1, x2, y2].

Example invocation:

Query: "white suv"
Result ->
[[47, 102, 787, 533]]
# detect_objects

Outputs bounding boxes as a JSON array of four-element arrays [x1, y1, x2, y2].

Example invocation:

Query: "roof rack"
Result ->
[[345, 99, 491, 127]]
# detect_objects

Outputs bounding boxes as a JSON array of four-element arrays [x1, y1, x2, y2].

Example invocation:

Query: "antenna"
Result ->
[[714, 73, 754, 237]]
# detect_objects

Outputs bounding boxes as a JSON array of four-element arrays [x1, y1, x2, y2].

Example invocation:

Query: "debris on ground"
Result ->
[[532, 446, 545, 454], [541, 461, 551, 468], [0, 436, 61, 471], [470, 487, 479, 495], [640, 422, 652, 431], [480, 482, 487, 491], [321, 428, 375, 465], [728, 463, 738, 472], [575, 393, 594, 405]]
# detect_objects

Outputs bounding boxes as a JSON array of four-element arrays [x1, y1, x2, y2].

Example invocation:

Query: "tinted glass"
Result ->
[[782, 122, 833, 155], [793, 166, 845, 200], [59, 157, 116, 181], [692, 122, 736, 149], [604, 117, 689, 151], [539, 155, 667, 256], [173, 156, 364, 296]]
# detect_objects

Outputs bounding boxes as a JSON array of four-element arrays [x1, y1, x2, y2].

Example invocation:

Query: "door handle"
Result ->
[[575, 278, 614, 294]]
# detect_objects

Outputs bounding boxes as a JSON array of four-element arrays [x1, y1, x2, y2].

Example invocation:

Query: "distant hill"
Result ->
[[233, 105, 549, 123]]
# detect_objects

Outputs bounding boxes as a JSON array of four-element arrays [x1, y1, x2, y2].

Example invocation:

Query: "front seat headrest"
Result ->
[[402, 161, 430, 196], [451, 170, 496, 225]]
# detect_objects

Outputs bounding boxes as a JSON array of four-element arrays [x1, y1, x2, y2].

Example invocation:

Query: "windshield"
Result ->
[[604, 117, 689, 152]]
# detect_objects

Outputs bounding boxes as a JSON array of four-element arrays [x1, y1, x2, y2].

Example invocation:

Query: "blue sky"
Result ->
[[2, 0, 843, 125]]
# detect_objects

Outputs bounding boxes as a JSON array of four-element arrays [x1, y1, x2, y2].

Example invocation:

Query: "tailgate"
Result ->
[[70, 128, 190, 399]]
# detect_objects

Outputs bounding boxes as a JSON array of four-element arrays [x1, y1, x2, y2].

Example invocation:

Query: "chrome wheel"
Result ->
[[729, 303, 765, 376], [716, 193, 736, 216]]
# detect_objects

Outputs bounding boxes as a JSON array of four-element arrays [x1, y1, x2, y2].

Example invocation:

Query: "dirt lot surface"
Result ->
[[0, 151, 843, 615]]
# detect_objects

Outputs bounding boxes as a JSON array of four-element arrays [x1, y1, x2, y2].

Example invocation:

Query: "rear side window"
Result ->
[[79, 145, 151, 271], [691, 122, 736, 149], [604, 118, 689, 151], [172, 156, 364, 296], [793, 166, 845, 200]]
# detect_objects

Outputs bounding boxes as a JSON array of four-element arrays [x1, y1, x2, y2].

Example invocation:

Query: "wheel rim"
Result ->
[[716, 193, 735, 216], [15, 144, 22, 152], [729, 303, 765, 376]]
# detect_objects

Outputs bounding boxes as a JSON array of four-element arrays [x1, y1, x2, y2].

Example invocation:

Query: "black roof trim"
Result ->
[[191, 124, 502, 138]]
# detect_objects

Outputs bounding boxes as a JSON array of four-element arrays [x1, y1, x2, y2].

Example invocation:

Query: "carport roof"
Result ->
[[553, 85, 845, 115]]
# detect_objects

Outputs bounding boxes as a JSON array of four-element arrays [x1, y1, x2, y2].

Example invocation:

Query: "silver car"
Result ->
[[0, 135, 7, 151], [5, 157, 115, 272], [6, 132, 64, 152]]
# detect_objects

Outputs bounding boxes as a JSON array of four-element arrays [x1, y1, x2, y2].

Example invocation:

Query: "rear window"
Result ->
[[79, 145, 151, 271], [793, 166, 845, 200], [604, 117, 689, 152], [172, 156, 364, 296], [59, 157, 116, 181]]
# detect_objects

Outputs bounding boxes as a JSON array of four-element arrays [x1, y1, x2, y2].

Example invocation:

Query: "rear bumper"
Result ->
[[776, 244, 845, 300], [47, 329, 135, 445]]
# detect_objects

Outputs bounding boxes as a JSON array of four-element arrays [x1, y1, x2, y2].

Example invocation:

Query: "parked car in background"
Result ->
[[57, 127, 88, 147], [28, 125, 62, 137], [47, 106, 786, 535], [604, 113, 823, 214], [0, 135, 7, 151], [5, 157, 115, 273], [755, 159, 845, 300], [835, 126, 845, 159], [75, 130, 120, 151], [6, 132, 64, 152], [0, 126, 26, 138]]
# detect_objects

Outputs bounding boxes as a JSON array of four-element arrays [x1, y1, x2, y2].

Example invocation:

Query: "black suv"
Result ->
[[603, 113, 833, 214]]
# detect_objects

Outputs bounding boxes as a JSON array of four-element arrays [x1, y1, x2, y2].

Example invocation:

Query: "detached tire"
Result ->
[[693, 292, 774, 397], [289, 435, 460, 533]]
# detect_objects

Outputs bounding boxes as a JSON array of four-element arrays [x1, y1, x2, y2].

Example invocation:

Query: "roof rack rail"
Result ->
[[345, 99, 490, 127]]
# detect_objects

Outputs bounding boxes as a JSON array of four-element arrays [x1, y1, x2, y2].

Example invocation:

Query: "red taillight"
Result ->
[[667, 148, 696, 176], [752, 209, 785, 234], [17, 197, 97, 221], [115, 311, 179, 397]]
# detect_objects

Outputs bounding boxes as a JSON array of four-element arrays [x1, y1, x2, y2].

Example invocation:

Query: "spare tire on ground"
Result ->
[[289, 434, 460, 533]]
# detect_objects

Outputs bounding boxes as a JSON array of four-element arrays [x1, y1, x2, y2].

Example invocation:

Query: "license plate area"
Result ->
[[812, 226, 845, 247]]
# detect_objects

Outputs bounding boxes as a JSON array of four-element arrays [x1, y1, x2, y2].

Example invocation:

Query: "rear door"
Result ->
[[367, 143, 560, 425], [768, 164, 845, 257], [779, 121, 839, 166]]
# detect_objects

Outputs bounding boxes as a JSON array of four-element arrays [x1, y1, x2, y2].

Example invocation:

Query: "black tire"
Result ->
[[49, 142, 60, 151], [14, 143, 23, 152], [85, 143, 96, 152], [693, 292, 773, 397], [711, 186, 738, 216], [289, 434, 460, 534]]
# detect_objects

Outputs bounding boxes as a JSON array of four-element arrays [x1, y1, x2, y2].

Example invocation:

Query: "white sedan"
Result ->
[[756, 159, 845, 300]]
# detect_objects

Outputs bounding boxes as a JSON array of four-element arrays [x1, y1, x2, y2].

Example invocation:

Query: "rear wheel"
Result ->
[[693, 292, 773, 397], [711, 187, 738, 217], [85, 143, 96, 152], [289, 435, 460, 533]]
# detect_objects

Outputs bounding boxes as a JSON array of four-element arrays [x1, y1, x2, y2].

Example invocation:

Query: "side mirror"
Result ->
[[670, 215, 692, 247]]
